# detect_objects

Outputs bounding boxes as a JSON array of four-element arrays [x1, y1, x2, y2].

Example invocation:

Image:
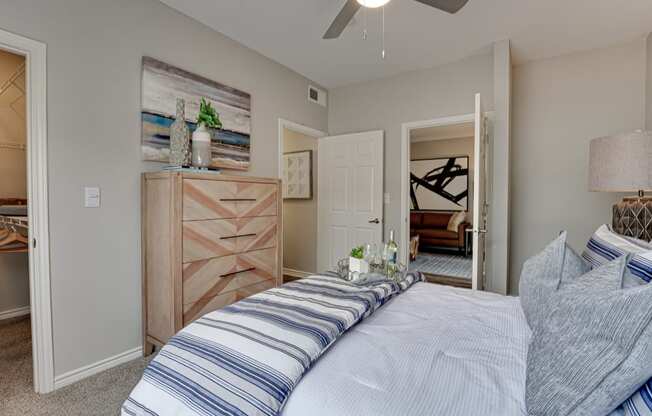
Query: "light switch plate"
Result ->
[[384, 192, 390, 204], [84, 186, 100, 208]]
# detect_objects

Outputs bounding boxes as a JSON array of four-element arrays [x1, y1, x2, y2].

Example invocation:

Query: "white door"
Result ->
[[472, 93, 487, 290], [317, 131, 384, 273]]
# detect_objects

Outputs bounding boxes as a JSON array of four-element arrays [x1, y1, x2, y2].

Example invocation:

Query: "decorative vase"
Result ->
[[192, 123, 212, 168], [168, 98, 191, 166]]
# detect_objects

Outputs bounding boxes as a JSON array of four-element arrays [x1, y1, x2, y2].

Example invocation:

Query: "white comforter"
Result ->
[[281, 282, 531, 416]]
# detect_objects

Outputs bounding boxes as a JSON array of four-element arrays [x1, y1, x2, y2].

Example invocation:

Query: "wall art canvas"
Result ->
[[410, 156, 469, 211], [141, 56, 251, 170], [282, 150, 312, 199]]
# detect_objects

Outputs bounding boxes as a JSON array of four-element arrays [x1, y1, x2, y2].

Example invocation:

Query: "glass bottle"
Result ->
[[169, 98, 191, 166], [384, 229, 399, 277]]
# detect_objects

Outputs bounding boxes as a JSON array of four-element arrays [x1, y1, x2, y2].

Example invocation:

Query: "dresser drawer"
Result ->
[[182, 247, 277, 305], [183, 216, 277, 262], [183, 279, 275, 325], [183, 179, 278, 220]]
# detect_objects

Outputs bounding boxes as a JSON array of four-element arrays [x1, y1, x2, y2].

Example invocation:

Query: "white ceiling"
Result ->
[[159, 0, 652, 88]]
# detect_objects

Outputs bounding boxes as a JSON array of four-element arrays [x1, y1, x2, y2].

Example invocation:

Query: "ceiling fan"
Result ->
[[323, 0, 469, 39]]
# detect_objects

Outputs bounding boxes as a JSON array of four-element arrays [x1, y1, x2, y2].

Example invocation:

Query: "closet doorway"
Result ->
[[277, 119, 326, 282], [0, 28, 52, 393]]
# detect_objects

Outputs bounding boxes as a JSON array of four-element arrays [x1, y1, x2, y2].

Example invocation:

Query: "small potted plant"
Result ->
[[192, 98, 222, 168], [349, 246, 369, 274]]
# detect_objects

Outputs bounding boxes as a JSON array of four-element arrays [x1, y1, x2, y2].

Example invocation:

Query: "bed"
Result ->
[[281, 282, 530, 416], [123, 278, 531, 416]]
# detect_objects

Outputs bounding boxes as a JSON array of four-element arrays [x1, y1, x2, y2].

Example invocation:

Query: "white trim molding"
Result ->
[[282, 268, 312, 279], [0, 306, 31, 321], [54, 347, 143, 390], [0, 27, 53, 393]]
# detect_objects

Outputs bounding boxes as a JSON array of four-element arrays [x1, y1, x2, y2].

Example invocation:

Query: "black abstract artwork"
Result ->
[[410, 157, 469, 211]]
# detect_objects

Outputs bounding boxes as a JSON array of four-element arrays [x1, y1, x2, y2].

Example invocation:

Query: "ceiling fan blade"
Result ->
[[323, 0, 362, 39], [413, 0, 469, 14]]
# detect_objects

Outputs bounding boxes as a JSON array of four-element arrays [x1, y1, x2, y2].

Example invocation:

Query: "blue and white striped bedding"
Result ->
[[122, 273, 423, 416], [582, 225, 652, 415], [625, 379, 652, 416], [582, 224, 652, 284]]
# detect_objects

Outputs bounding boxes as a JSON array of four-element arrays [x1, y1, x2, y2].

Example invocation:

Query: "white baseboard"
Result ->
[[0, 306, 30, 321], [283, 268, 312, 279], [54, 346, 143, 390]]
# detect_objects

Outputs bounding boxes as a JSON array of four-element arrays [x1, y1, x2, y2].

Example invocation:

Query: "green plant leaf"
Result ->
[[196, 97, 222, 129]]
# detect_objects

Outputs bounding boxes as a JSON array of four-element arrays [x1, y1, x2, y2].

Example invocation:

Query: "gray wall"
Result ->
[[282, 128, 318, 274], [510, 38, 646, 293], [647, 33, 652, 129], [329, 52, 495, 248], [0, 0, 327, 377]]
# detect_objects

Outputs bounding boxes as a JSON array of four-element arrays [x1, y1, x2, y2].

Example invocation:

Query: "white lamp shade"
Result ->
[[589, 130, 652, 192], [357, 0, 392, 8]]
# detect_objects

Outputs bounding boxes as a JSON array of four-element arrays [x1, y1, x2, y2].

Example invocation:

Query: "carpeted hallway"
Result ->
[[1, 317, 150, 416]]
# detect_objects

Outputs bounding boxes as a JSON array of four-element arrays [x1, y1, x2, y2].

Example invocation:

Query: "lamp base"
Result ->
[[613, 197, 652, 242]]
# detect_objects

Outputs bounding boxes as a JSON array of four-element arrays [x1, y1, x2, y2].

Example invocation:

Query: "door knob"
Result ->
[[368, 218, 380, 224], [473, 229, 487, 234]]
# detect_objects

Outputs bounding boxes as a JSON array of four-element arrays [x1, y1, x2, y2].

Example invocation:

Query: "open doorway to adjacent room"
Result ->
[[406, 120, 476, 288], [278, 119, 326, 283]]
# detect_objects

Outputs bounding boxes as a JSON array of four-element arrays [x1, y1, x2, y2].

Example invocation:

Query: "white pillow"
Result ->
[[446, 211, 466, 232]]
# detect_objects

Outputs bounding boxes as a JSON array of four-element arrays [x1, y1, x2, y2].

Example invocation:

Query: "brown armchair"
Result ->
[[410, 212, 470, 253]]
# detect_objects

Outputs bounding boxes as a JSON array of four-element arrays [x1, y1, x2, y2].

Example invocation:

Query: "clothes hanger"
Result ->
[[0, 226, 28, 246]]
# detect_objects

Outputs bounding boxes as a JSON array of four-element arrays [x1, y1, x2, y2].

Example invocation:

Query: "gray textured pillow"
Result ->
[[526, 255, 652, 416], [519, 231, 590, 328]]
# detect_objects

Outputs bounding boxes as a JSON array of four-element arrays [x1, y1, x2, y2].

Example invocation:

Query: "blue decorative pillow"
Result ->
[[582, 224, 652, 285], [624, 379, 652, 416]]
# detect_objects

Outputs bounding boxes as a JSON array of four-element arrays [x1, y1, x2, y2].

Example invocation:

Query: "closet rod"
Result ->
[[0, 142, 26, 150]]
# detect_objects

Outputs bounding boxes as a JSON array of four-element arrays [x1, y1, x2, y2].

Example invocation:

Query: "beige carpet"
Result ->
[[1, 317, 150, 416]]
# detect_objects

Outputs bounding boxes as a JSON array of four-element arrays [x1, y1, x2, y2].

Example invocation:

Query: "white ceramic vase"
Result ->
[[192, 124, 212, 168]]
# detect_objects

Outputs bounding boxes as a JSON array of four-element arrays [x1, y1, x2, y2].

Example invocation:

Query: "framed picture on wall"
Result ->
[[410, 156, 469, 211], [282, 150, 312, 199]]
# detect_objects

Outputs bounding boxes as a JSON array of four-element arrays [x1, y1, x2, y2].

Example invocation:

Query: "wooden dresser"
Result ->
[[141, 171, 282, 354]]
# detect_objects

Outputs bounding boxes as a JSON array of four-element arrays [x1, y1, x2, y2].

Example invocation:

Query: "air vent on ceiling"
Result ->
[[308, 85, 327, 107]]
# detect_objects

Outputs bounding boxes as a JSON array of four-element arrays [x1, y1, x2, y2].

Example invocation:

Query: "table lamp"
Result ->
[[589, 130, 652, 241]]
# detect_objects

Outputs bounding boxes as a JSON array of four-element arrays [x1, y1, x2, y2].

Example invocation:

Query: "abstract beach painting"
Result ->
[[141, 57, 251, 170]]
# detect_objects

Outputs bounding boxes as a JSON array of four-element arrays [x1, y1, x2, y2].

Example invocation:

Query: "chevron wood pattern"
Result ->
[[142, 172, 282, 353], [182, 216, 277, 262], [183, 247, 277, 305], [183, 179, 277, 220], [183, 279, 276, 325]]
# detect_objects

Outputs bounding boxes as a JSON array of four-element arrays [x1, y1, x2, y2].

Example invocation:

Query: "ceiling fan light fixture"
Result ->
[[357, 0, 391, 8]]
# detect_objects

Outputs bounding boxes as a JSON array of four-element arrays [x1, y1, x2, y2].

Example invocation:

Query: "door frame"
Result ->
[[0, 28, 53, 392], [399, 113, 476, 265], [277, 119, 327, 277]]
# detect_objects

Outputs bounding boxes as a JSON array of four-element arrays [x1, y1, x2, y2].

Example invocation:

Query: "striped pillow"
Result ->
[[582, 224, 652, 284], [583, 226, 652, 415], [624, 379, 652, 416]]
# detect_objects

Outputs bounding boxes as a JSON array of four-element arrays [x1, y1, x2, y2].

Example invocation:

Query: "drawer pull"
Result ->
[[220, 233, 257, 240], [219, 198, 257, 202], [220, 267, 256, 278]]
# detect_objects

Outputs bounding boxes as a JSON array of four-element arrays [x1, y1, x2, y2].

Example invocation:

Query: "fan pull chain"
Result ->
[[363, 6, 368, 40], [381, 6, 386, 59]]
